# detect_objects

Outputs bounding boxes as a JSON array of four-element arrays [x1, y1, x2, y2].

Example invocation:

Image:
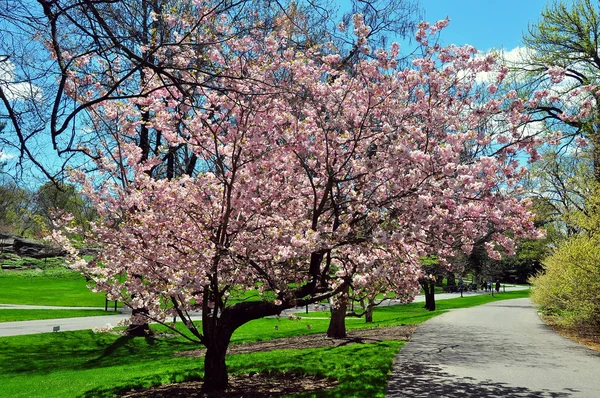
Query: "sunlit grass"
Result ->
[[0, 290, 530, 397], [0, 267, 114, 307], [0, 309, 117, 322]]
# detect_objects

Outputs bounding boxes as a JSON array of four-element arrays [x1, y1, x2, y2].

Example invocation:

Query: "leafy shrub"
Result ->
[[530, 235, 600, 327]]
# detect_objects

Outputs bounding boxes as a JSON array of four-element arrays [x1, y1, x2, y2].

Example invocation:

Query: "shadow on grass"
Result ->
[[228, 340, 404, 398], [85, 334, 156, 367], [387, 362, 576, 397], [80, 371, 204, 398], [0, 330, 196, 375]]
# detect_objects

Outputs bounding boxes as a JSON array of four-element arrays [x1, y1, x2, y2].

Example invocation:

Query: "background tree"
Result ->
[[519, 0, 600, 181], [0, 181, 32, 235], [32, 182, 96, 238]]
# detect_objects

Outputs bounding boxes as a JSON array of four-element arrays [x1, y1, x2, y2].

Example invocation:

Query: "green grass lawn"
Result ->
[[0, 309, 118, 323], [0, 267, 115, 307], [299, 289, 531, 323], [0, 290, 530, 397]]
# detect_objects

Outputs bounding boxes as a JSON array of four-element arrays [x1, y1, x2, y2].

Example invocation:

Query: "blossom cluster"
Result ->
[[52, 9, 546, 328]]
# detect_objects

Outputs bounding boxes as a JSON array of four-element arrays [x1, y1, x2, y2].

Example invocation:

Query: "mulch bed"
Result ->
[[119, 373, 338, 397], [540, 316, 600, 353]]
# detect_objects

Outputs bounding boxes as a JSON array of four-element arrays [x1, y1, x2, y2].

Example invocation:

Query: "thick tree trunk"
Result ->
[[202, 325, 234, 393], [327, 303, 347, 337], [447, 272, 456, 287], [420, 278, 436, 311], [435, 273, 444, 286], [365, 306, 373, 323], [199, 298, 285, 394], [327, 287, 349, 338]]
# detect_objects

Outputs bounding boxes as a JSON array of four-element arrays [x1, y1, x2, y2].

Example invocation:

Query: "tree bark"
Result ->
[[327, 286, 349, 338], [447, 272, 456, 287], [327, 303, 347, 337], [202, 322, 234, 393], [365, 305, 373, 323], [435, 273, 444, 286], [199, 298, 286, 393], [420, 278, 436, 311], [126, 307, 153, 337]]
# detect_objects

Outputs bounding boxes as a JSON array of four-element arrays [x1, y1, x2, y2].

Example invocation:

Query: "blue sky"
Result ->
[[421, 0, 557, 51]]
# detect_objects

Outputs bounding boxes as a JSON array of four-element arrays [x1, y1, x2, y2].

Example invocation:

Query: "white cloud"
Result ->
[[474, 46, 538, 84], [0, 59, 41, 101], [0, 151, 15, 161]]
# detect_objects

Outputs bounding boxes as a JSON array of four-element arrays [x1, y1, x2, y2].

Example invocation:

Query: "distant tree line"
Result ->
[[0, 179, 95, 239]]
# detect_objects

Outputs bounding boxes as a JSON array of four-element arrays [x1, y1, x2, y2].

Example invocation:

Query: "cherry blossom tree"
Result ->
[[49, 13, 553, 393]]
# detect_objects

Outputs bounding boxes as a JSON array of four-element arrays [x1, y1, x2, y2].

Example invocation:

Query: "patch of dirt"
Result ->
[[120, 373, 338, 397], [120, 325, 415, 397], [540, 316, 600, 353], [176, 325, 416, 357]]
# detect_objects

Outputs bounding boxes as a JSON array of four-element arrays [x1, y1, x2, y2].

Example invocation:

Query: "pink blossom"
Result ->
[[547, 66, 566, 84]]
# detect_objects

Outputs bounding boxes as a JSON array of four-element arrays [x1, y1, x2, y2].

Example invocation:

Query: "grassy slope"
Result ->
[[0, 268, 112, 307], [0, 309, 117, 323], [0, 290, 529, 398]]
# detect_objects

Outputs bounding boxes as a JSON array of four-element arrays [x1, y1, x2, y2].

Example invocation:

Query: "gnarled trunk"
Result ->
[[199, 298, 286, 394]]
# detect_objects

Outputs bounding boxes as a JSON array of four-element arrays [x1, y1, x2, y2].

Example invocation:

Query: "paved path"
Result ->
[[387, 298, 600, 398], [0, 285, 529, 337]]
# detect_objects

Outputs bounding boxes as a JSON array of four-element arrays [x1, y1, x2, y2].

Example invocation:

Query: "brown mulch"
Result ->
[[119, 325, 416, 398], [119, 373, 338, 398], [176, 324, 416, 357], [540, 316, 600, 353]]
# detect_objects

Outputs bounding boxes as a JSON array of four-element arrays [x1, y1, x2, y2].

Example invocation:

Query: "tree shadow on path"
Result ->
[[387, 362, 578, 398]]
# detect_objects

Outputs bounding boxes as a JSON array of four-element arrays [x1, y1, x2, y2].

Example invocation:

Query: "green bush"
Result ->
[[530, 235, 600, 327]]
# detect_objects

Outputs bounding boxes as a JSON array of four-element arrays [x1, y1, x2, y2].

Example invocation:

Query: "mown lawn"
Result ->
[[0, 309, 117, 323], [0, 290, 530, 397], [0, 267, 114, 307]]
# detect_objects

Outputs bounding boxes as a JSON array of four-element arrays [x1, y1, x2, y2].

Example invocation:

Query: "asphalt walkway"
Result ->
[[387, 298, 600, 397], [0, 286, 528, 337]]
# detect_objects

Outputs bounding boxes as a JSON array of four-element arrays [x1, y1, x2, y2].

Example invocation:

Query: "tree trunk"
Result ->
[[202, 325, 234, 393], [365, 306, 373, 323], [435, 273, 444, 286], [327, 287, 349, 338], [447, 272, 456, 287], [420, 278, 436, 311], [327, 304, 347, 337], [126, 307, 152, 337], [199, 298, 284, 394]]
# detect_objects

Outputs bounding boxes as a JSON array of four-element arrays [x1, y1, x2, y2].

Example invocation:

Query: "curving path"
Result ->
[[0, 286, 528, 337], [387, 298, 600, 397], [0, 286, 529, 337]]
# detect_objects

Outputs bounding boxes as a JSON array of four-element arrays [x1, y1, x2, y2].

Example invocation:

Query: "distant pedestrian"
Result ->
[[482, 280, 487, 291], [488, 281, 492, 291], [495, 281, 500, 292]]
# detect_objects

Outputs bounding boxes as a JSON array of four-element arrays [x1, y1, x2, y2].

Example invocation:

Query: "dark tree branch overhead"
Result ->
[[0, 0, 422, 182]]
